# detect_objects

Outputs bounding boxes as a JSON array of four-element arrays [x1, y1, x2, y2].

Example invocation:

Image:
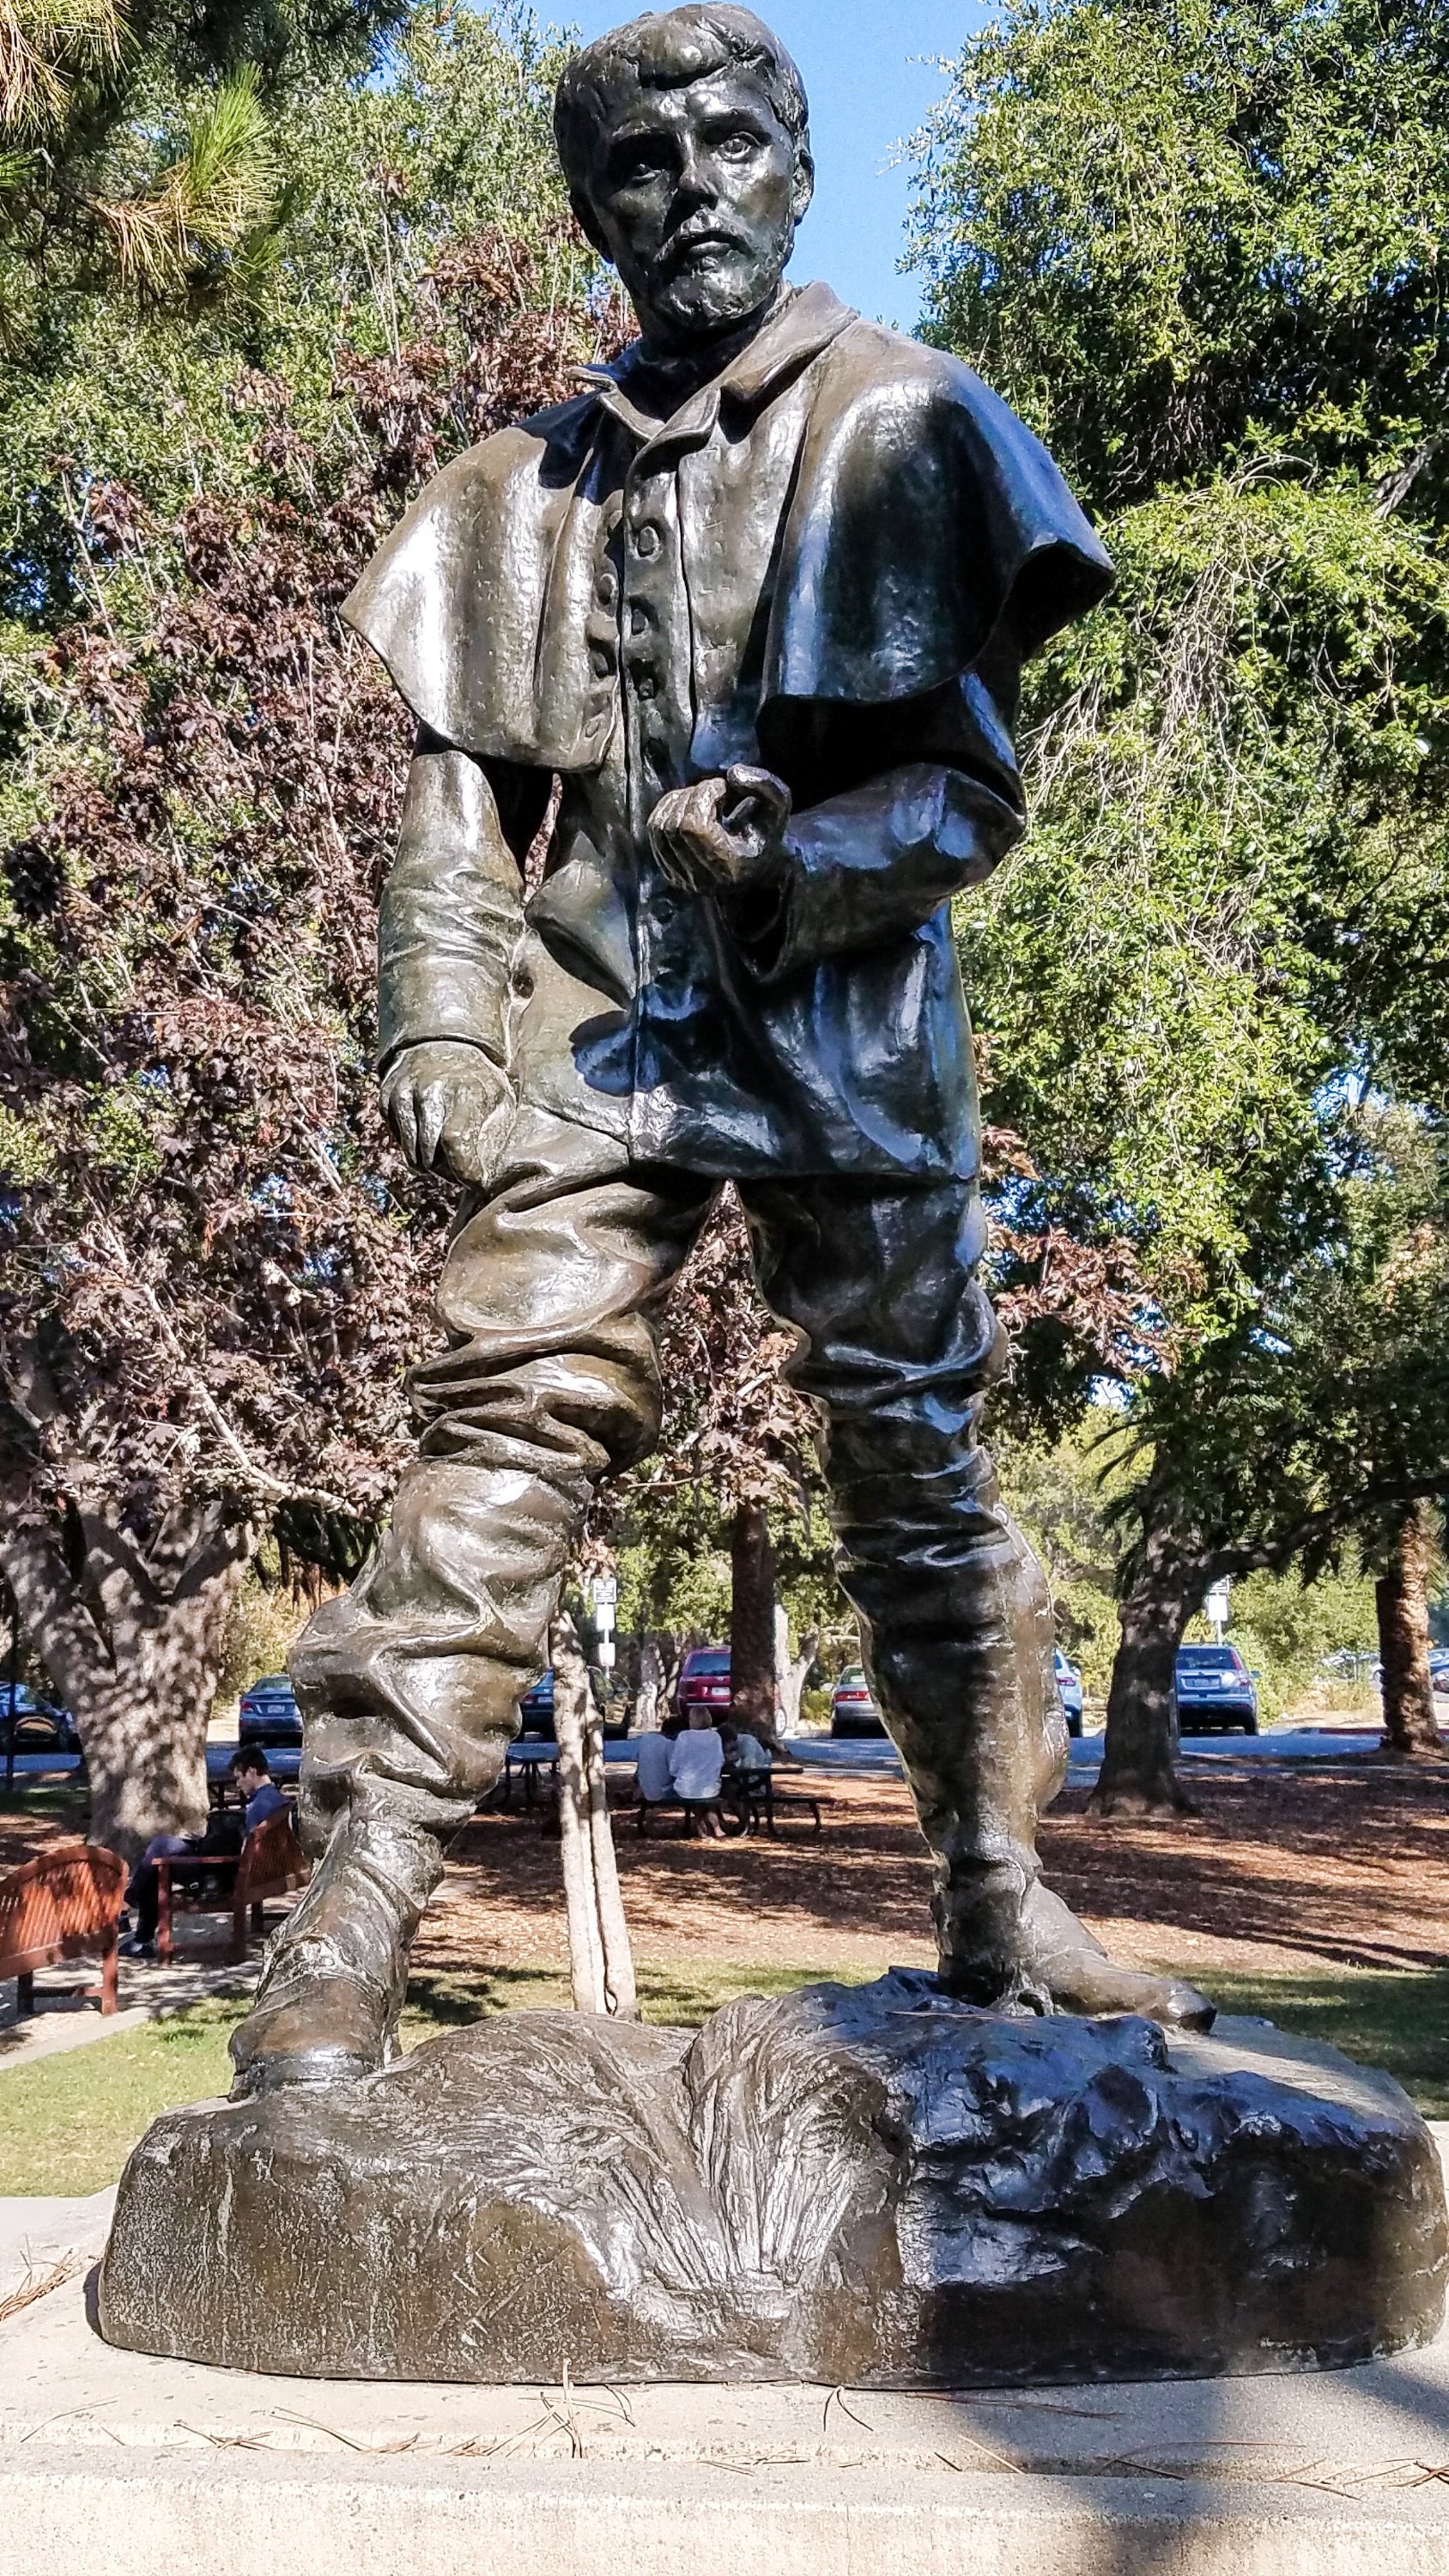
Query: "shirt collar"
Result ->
[[577, 280, 856, 447]]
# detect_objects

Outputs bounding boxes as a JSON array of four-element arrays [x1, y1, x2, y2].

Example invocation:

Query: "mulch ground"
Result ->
[[6, 1757, 1446, 1987], [412, 1758, 1449, 1991]]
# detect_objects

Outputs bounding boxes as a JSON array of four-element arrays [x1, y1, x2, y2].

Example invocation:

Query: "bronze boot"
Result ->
[[862, 1509, 1216, 2032], [228, 1804, 448, 2097]]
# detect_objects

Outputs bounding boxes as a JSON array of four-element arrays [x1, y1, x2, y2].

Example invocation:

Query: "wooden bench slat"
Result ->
[[0, 1841, 124, 2018]]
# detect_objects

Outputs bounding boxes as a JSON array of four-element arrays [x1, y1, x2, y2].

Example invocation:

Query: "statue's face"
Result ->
[[574, 65, 811, 350]]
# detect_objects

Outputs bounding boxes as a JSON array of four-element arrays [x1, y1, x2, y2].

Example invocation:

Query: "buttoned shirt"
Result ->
[[350, 284, 1113, 1181]]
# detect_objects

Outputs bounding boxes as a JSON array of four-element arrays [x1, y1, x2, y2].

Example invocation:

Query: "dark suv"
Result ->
[[1173, 1644, 1258, 1735]]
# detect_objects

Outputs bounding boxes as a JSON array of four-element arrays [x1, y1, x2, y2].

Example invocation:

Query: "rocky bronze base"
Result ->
[[97, 1972, 1446, 2385]]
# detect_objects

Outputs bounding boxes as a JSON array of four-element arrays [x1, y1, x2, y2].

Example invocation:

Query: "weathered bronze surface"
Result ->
[[100, 1977, 1448, 2383], [219, 3, 1216, 2111]]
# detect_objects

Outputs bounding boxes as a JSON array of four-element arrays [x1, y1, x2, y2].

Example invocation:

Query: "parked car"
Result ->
[[1053, 1649, 1083, 1739], [0, 1686, 81, 1759], [830, 1664, 887, 1738], [1173, 1643, 1258, 1735], [239, 1674, 304, 1750], [514, 1665, 624, 1741], [675, 1647, 734, 1722], [516, 1670, 556, 1739]]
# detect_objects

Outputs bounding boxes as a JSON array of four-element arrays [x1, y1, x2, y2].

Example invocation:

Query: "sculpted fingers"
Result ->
[[647, 779, 731, 891], [414, 1082, 447, 1170], [441, 1076, 511, 1188], [381, 1066, 420, 1165]]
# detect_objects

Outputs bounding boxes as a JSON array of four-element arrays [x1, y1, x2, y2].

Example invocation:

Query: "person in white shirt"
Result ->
[[669, 1710, 725, 1836]]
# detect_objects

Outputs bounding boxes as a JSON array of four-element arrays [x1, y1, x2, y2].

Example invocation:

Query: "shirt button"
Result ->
[[589, 645, 613, 677], [631, 525, 661, 558], [627, 602, 652, 635], [595, 573, 617, 607], [634, 673, 658, 699]]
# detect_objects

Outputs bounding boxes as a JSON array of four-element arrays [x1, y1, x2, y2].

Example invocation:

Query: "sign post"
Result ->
[[591, 1573, 618, 1674], [1203, 1578, 1231, 1642]]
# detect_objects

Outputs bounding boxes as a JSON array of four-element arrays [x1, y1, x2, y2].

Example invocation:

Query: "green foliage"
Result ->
[[913, 0, 1449, 522], [1206, 1558, 1379, 1722], [1002, 1411, 1386, 1717], [913, 0, 1449, 1637]]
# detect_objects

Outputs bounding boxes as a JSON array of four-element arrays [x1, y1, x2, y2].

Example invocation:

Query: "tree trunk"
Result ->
[[773, 1604, 820, 1735], [550, 1612, 637, 2017], [1090, 1522, 1206, 1819], [731, 1498, 783, 1748], [634, 1631, 671, 1732], [0, 1474, 255, 1859], [1377, 1504, 1441, 1758]]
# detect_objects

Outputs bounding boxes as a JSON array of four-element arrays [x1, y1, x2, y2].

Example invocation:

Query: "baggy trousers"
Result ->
[[290, 1105, 1067, 1986]]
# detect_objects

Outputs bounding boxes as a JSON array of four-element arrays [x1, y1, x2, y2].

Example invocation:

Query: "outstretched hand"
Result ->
[[647, 765, 792, 898], [380, 1041, 513, 1189]]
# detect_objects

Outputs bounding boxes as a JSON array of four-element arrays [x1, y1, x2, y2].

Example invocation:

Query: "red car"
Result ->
[[675, 1647, 732, 1720]]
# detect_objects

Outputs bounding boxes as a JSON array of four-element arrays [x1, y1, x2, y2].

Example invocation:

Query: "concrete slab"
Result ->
[[0, 1955, 258, 2074], [0, 2139, 1446, 2572]]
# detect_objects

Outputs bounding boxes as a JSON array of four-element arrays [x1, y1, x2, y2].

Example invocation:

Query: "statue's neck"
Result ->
[[630, 282, 792, 413]]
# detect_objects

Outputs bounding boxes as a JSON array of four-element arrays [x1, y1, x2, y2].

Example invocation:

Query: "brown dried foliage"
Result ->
[[0, 230, 612, 1528]]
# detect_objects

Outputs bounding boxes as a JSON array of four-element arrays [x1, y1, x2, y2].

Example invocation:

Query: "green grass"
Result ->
[[1, 1959, 1442, 2197], [0, 1962, 858, 2196], [1193, 1966, 1449, 2120]]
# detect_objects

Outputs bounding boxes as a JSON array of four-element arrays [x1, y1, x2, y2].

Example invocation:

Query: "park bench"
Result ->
[[156, 1805, 310, 1965], [0, 1838, 125, 2017]]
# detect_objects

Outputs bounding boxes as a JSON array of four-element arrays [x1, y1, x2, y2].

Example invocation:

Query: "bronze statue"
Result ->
[[228, 2, 1213, 2099]]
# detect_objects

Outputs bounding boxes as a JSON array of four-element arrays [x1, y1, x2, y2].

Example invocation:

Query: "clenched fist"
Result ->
[[647, 765, 792, 898], [379, 1041, 513, 1189]]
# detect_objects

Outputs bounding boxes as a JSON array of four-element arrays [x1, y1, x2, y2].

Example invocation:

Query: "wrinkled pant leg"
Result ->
[[289, 1109, 708, 1852], [743, 1173, 1065, 1999]]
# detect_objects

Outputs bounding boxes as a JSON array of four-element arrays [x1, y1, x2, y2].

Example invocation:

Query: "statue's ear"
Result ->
[[791, 141, 815, 224], [570, 187, 611, 259]]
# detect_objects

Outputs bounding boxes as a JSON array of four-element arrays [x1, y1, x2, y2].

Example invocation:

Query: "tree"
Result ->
[[1376, 1504, 1441, 1759], [0, 0, 403, 346], [912, 0, 1449, 1807], [0, 7, 604, 1850]]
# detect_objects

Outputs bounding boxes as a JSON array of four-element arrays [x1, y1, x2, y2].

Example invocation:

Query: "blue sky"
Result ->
[[553, 0, 992, 329]]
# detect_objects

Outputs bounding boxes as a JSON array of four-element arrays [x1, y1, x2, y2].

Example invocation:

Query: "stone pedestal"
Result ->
[[97, 1973, 1446, 2385]]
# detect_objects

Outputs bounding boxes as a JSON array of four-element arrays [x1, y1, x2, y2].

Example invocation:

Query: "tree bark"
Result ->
[[731, 1498, 783, 1748], [1090, 1519, 1206, 1819], [550, 1612, 637, 2017], [0, 1474, 255, 1859], [773, 1604, 820, 1735], [634, 1631, 672, 1732], [1377, 1504, 1442, 1758]]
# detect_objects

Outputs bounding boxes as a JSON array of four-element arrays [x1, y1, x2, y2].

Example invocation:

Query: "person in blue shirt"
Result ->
[[121, 1750, 288, 1959]]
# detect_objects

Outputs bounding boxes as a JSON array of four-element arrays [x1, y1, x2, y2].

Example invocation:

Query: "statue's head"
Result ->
[[555, 5, 813, 352]]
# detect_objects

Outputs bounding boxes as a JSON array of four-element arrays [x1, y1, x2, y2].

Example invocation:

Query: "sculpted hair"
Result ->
[[554, 4, 810, 199]]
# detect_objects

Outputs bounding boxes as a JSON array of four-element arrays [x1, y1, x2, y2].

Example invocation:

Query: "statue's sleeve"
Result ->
[[376, 736, 546, 1072], [739, 337, 1111, 981], [738, 660, 1026, 981]]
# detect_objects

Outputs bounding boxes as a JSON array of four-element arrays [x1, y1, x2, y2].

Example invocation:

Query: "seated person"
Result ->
[[633, 1727, 676, 1814], [727, 1728, 772, 1777], [669, 1708, 726, 1838], [122, 1749, 286, 1957]]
